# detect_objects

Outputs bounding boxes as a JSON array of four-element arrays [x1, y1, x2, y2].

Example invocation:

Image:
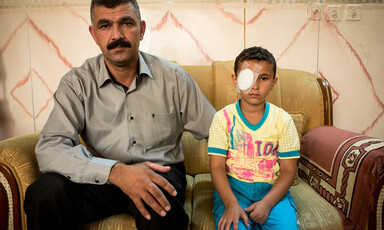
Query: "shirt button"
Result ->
[[133, 140, 137, 145], [95, 178, 99, 183], [130, 116, 134, 120]]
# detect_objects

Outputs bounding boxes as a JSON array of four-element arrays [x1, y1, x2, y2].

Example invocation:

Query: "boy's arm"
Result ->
[[210, 155, 249, 230], [245, 158, 297, 224], [210, 155, 237, 208]]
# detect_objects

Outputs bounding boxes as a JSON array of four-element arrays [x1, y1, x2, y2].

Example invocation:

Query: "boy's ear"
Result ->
[[231, 74, 237, 86], [272, 77, 278, 88]]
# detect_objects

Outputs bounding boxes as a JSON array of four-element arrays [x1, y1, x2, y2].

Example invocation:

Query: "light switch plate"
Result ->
[[346, 4, 362, 21], [307, 3, 322, 20], [327, 5, 342, 21]]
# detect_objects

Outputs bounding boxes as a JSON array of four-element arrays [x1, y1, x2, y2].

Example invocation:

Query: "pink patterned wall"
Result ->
[[0, 0, 383, 140]]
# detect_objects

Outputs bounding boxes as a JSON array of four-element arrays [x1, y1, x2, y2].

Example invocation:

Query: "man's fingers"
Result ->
[[150, 169, 177, 197], [146, 161, 171, 173], [141, 190, 169, 217], [132, 198, 151, 220], [113, 163, 177, 219], [146, 180, 172, 212]]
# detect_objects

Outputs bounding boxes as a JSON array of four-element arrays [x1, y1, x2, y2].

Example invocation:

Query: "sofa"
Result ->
[[1, 61, 383, 230]]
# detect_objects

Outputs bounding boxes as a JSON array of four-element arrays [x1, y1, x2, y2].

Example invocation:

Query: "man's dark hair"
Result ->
[[90, 0, 141, 24], [234, 46, 277, 78]]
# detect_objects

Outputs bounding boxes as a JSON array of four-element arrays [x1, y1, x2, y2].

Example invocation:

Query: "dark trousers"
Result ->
[[24, 163, 189, 230]]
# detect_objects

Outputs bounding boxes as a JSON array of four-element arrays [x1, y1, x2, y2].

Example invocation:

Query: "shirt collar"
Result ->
[[97, 52, 153, 88], [138, 51, 153, 79], [236, 99, 270, 131]]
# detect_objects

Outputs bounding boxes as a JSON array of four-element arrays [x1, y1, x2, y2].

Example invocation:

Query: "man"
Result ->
[[24, 0, 215, 229]]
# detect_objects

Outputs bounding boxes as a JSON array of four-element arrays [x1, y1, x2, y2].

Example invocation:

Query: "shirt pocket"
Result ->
[[141, 112, 181, 150]]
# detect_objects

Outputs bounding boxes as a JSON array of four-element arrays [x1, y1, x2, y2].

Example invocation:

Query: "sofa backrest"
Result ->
[[181, 61, 333, 176]]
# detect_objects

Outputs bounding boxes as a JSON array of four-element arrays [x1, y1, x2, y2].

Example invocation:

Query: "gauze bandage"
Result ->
[[235, 64, 262, 94]]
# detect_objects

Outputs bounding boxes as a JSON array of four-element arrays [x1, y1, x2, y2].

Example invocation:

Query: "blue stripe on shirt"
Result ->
[[208, 147, 227, 156], [278, 150, 300, 158]]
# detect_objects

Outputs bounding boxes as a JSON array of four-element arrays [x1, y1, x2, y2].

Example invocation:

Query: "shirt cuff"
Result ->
[[84, 158, 118, 184]]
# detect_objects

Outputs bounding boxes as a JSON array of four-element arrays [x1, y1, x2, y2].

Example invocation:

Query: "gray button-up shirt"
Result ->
[[36, 51, 216, 184]]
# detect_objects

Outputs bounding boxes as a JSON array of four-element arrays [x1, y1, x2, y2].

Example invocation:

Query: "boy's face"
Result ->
[[232, 60, 277, 107]]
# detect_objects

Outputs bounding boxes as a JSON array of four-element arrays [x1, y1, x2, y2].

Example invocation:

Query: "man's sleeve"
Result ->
[[178, 69, 216, 140], [36, 76, 116, 185]]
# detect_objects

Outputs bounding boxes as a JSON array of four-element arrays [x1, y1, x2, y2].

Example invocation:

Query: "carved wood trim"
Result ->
[[0, 162, 22, 230], [0, 180, 9, 230], [317, 77, 333, 126]]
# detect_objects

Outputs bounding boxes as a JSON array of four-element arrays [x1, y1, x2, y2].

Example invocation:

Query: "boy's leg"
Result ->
[[260, 191, 300, 230]]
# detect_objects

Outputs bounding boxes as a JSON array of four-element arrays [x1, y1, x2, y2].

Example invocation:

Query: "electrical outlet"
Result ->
[[346, 4, 362, 21], [327, 5, 342, 21], [307, 3, 322, 20]]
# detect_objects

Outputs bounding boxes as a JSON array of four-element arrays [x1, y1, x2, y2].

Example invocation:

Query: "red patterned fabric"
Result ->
[[298, 126, 384, 229]]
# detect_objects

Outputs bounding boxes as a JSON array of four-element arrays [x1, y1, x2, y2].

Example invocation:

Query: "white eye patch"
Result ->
[[237, 69, 254, 91], [236, 69, 259, 94]]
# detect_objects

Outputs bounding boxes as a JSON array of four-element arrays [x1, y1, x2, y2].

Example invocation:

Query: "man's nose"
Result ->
[[111, 25, 124, 40]]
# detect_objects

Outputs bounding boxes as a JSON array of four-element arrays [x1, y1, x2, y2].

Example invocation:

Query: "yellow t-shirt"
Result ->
[[208, 100, 300, 184]]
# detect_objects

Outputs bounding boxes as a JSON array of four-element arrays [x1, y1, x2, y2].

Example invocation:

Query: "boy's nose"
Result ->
[[252, 82, 259, 90]]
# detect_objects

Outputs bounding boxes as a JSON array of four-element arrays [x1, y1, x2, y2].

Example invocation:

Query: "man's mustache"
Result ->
[[107, 40, 132, 50]]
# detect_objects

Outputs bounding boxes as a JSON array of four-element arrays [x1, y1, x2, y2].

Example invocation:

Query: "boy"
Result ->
[[208, 46, 300, 230]]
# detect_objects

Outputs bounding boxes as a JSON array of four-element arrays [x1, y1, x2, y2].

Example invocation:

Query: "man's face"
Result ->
[[89, 3, 146, 68]]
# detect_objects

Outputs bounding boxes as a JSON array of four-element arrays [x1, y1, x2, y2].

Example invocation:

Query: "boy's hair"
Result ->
[[234, 46, 277, 78], [90, 0, 141, 24]]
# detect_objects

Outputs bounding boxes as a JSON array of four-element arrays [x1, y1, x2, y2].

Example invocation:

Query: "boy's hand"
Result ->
[[244, 200, 271, 225], [218, 202, 249, 230]]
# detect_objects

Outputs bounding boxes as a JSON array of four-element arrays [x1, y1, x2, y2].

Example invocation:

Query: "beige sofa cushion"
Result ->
[[289, 111, 307, 141], [290, 178, 343, 230], [191, 173, 215, 230]]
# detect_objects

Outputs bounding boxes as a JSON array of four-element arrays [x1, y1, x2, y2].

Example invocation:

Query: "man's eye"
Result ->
[[100, 24, 109, 29]]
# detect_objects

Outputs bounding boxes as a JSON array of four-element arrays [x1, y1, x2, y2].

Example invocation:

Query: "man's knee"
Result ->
[[139, 207, 189, 230], [132, 192, 189, 230], [25, 173, 74, 212]]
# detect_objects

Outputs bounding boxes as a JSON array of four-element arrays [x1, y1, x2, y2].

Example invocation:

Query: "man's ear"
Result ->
[[139, 20, 146, 40], [89, 25, 99, 45]]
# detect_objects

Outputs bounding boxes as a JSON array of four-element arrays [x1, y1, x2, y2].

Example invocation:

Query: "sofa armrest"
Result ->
[[0, 132, 41, 230], [297, 126, 384, 229]]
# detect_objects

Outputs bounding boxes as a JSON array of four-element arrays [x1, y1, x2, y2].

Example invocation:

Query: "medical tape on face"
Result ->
[[235, 62, 262, 94]]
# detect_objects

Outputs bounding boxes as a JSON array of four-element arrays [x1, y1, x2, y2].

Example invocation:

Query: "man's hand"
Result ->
[[108, 162, 177, 220]]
